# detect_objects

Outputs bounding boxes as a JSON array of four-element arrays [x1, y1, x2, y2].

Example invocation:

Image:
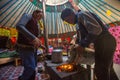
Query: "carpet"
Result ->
[[0, 62, 43, 80]]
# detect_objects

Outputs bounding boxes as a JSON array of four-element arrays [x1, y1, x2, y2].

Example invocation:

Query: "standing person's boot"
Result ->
[[29, 71, 36, 80]]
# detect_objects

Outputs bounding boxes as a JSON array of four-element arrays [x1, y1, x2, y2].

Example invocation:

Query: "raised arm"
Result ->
[[69, 0, 80, 12]]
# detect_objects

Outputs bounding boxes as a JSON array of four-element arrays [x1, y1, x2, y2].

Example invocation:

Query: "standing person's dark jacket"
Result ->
[[76, 11, 108, 47], [17, 14, 39, 46]]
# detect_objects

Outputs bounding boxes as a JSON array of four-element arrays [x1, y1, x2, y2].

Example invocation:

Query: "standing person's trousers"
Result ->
[[18, 47, 37, 80], [94, 32, 119, 80]]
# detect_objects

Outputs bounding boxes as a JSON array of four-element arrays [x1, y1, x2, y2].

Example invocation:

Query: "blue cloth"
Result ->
[[18, 48, 37, 80]]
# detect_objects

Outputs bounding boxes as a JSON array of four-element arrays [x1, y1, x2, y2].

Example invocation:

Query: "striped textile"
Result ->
[[0, 0, 120, 37], [0, 0, 76, 37]]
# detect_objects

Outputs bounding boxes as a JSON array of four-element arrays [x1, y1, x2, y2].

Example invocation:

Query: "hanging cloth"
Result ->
[[108, 26, 120, 64]]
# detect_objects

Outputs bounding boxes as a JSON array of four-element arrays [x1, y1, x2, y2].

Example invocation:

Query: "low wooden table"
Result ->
[[14, 57, 21, 66], [45, 60, 89, 80]]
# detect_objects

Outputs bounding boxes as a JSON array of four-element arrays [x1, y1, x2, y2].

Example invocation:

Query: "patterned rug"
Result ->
[[0, 62, 43, 80]]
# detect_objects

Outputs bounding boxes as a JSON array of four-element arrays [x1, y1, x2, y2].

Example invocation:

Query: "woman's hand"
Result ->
[[85, 43, 95, 53], [88, 43, 94, 49]]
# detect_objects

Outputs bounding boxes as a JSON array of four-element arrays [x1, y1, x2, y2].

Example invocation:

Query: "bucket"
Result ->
[[51, 49, 63, 63]]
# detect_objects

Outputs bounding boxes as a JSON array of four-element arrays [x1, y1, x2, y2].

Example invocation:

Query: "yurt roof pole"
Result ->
[[54, 3, 59, 47], [42, 0, 48, 53]]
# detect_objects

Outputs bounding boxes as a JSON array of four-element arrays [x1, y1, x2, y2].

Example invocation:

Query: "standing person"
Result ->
[[16, 10, 45, 80], [61, 0, 119, 80]]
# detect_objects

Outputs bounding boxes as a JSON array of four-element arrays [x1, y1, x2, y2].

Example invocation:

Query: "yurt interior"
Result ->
[[0, 0, 120, 80]]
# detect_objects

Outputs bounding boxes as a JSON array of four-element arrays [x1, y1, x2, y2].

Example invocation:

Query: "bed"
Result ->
[[0, 49, 17, 65]]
